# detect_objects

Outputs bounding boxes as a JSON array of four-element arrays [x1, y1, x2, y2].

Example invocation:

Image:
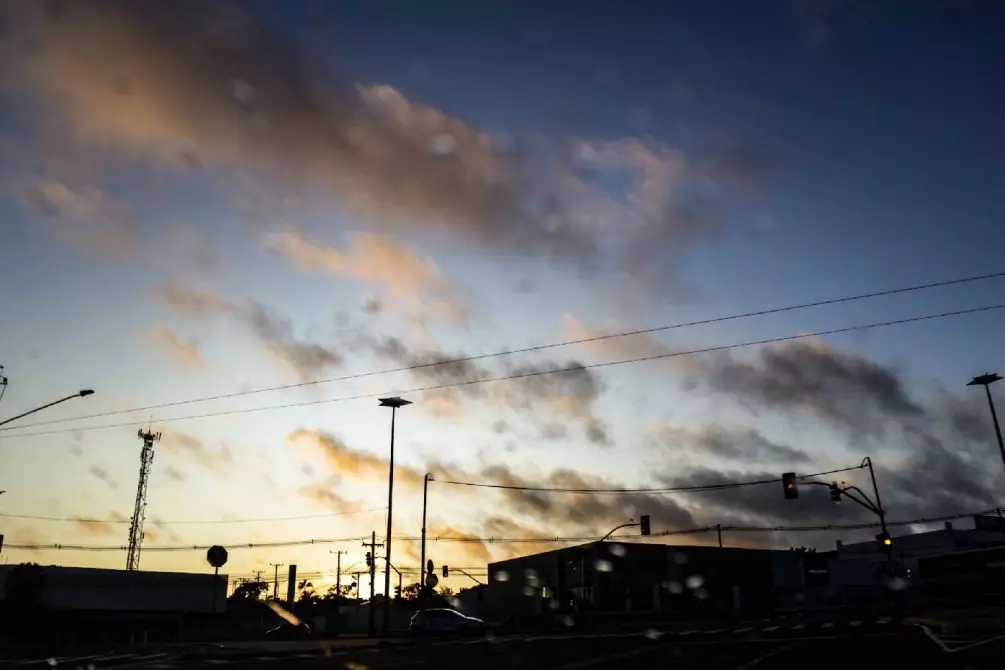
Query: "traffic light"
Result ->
[[640, 514, 651, 536], [782, 472, 799, 499], [365, 551, 372, 567], [442, 565, 449, 578], [876, 532, 892, 555], [829, 484, 842, 504], [394, 585, 401, 598]]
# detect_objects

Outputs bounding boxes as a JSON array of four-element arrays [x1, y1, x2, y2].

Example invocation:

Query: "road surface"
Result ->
[[3, 616, 1002, 669]]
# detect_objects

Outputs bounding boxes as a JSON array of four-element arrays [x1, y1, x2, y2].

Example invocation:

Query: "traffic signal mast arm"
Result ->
[[804, 481, 882, 516]]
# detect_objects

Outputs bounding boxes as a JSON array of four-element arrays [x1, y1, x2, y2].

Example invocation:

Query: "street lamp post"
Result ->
[[968, 373, 1005, 468], [0, 389, 94, 428], [379, 396, 411, 634], [420, 472, 434, 595]]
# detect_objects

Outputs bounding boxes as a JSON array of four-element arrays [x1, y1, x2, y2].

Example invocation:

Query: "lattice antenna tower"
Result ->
[[126, 428, 160, 571]]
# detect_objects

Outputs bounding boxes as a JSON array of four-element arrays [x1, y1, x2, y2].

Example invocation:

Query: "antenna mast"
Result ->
[[126, 428, 160, 571]]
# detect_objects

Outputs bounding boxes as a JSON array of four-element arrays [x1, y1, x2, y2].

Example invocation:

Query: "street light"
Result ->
[[0, 389, 95, 428], [379, 396, 411, 634], [968, 373, 1004, 468], [421, 472, 435, 595]]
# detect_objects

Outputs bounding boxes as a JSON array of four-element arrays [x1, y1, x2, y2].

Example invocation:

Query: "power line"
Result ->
[[437, 464, 863, 494], [3, 508, 996, 552], [0, 510, 385, 526], [2, 302, 1002, 440], [5, 270, 1003, 434]]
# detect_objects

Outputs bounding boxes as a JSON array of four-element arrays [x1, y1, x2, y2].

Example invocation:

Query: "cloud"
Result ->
[[153, 325, 204, 371], [686, 340, 922, 438], [653, 424, 811, 465], [89, 465, 119, 490], [19, 178, 138, 259], [288, 429, 427, 490], [358, 334, 611, 444], [73, 517, 116, 536], [0, 1, 765, 275], [268, 230, 466, 321], [241, 301, 344, 380], [154, 285, 343, 380], [298, 482, 357, 511], [561, 314, 674, 360], [162, 465, 186, 482], [161, 429, 235, 471]]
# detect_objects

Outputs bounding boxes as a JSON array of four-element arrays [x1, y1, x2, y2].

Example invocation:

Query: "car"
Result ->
[[264, 621, 312, 640], [409, 608, 486, 636]]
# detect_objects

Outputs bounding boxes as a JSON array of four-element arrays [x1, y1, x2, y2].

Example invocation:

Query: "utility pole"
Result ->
[[363, 531, 383, 637], [269, 562, 284, 600], [330, 549, 346, 598], [126, 428, 160, 571], [421, 473, 434, 594], [715, 524, 723, 548]]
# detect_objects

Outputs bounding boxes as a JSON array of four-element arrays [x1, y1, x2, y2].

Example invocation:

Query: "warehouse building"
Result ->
[[485, 541, 815, 621], [0, 564, 227, 648]]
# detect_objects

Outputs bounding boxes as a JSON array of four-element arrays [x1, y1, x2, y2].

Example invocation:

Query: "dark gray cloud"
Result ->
[[688, 342, 922, 438], [89, 465, 119, 490], [656, 424, 810, 465], [358, 333, 611, 445], [241, 301, 343, 380], [2, 0, 767, 276]]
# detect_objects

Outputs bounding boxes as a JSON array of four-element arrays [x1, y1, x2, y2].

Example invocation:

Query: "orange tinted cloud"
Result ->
[[268, 230, 466, 320], [287, 429, 427, 490], [153, 325, 203, 371]]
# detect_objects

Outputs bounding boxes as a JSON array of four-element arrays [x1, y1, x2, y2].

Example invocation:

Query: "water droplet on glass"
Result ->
[[522, 585, 536, 597], [685, 574, 705, 590], [45, 661, 57, 668], [608, 543, 626, 557], [888, 577, 907, 591], [429, 133, 456, 155], [674, 552, 689, 565], [231, 78, 256, 110], [694, 587, 709, 600], [667, 580, 683, 594], [493, 570, 510, 582], [450, 597, 463, 609], [644, 628, 663, 640], [563, 615, 575, 627], [594, 559, 613, 573], [524, 568, 538, 581], [548, 598, 559, 609]]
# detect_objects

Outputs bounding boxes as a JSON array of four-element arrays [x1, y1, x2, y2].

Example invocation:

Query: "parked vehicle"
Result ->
[[264, 621, 312, 640], [409, 608, 486, 636]]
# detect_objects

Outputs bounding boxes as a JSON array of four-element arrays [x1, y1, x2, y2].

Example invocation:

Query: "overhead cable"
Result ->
[[3, 302, 1003, 439]]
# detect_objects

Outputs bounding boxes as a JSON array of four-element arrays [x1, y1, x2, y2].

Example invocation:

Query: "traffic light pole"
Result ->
[[863, 457, 887, 537], [363, 531, 384, 637]]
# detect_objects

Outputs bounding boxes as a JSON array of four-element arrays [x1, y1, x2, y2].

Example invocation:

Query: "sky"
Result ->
[[1, 0, 1004, 596]]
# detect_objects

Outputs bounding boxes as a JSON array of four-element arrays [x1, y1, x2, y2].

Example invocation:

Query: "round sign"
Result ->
[[425, 573, 439, 588], [206, 545, 228, 568]]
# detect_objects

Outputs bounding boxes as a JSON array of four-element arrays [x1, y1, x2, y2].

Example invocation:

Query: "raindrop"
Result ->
[[594, 559, 613, 573], [45, 661, 57, 668], [667, 581, 683, 594], [548, 598, 559, 610], [522, 585, 536, 597], [524, 568, 538, 581], [644, 628, 663, 640], [429, 133, 456, 155], [694, 587, 709, 600], [563, 615, 575, 627], [493, 570, 510, 582], [608, 543, 627, 557], [231, 78, 257, 110], [888, 577, 908, 591], [450, 597, 463, 609], [674, 552, 689, 565], [685, 574, 705, 590]]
